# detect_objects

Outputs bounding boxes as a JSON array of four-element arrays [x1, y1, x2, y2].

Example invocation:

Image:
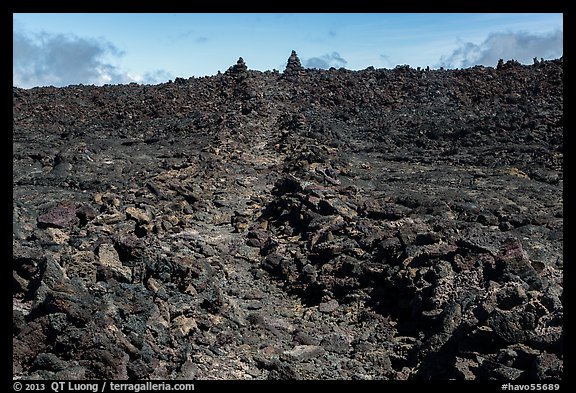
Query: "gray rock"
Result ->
[[531, 352, 563, 380], [487, 309, 537, 344], [97, 244, 132, 282], [496, 283, 527, 310], [321, 333, 351, 354], [32, 353, 69, 371], [318, 299, 339, 313], [282, 345, 325, 362]]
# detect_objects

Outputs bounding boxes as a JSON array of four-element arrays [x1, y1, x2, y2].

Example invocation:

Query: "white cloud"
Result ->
[[439, 30, 563, 69], [13, 28, 173, 88], [304, 52, 348, 69], [142, 70, 174, 84], [13, 29, 130, 88]]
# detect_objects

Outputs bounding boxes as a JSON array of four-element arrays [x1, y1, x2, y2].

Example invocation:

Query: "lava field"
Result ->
[[13, 52, 563, 380]]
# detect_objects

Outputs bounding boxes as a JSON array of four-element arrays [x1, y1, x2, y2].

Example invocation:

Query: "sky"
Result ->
[[13, 13, 563, 88]]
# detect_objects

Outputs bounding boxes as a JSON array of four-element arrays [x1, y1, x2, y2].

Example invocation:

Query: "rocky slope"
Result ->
[[13, 53, 563, 380]]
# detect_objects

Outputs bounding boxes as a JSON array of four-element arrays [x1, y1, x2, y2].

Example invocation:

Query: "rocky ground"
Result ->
[[13, 53, 563, 380]]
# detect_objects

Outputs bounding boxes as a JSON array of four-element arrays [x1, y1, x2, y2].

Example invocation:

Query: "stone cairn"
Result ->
[[284, 50, 304, 77], [226, 57, 248, 80]]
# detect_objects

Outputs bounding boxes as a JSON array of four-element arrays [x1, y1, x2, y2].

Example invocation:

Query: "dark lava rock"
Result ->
[[284, 50, 304, 76], [13, 55, 563, 380], [37, 203, 79, 228]]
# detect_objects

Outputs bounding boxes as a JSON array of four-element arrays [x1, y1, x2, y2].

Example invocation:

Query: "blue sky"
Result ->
[[13, 13, 563, 88]]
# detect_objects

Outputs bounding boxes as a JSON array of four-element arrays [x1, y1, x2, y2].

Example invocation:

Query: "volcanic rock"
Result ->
[[284, 50, 304, 76], [13, 54, 563, 380]]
